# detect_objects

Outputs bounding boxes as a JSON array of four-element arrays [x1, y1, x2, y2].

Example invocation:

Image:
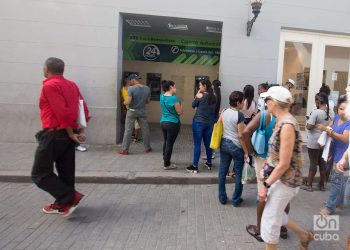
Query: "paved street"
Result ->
[[0, 182, 348, 250]]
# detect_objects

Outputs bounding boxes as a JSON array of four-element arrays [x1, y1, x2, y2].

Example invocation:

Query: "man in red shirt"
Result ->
[[31, 57, 89, 217]]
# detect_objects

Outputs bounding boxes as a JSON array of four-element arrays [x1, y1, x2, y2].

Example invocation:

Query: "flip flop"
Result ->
[[300, 231, 314, 250], [246, 225, 264, 242], [319, 207, 332, 216]]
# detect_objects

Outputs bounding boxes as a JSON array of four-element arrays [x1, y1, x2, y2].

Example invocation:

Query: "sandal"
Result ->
[[318, 183, 326, 191], [280, 226, 288, 239], [319, 207, 332, 216], [299, 231, 314, 250], [300, 185, 313, 192], [246, 225, 264, 242], [228, 171, 236, 178]]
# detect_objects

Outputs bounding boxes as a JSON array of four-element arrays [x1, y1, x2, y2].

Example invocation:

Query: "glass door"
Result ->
[[282, 41, 312, 129], [322, 45, 350, 108], [278, 31, 350, 130]]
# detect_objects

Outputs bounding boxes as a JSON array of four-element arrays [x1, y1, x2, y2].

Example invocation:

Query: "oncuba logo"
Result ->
[[143, 44, 160, 61], [313, 215, 339, 241]]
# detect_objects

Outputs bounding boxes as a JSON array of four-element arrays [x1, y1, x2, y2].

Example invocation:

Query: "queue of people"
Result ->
[[33, 57, 349, 249]]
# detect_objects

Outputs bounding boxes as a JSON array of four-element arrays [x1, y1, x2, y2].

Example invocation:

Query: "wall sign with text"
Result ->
[[124, 33, 221, 66]]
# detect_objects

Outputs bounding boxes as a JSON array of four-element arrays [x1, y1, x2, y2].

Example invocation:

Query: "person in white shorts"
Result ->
[[244, 106, 292, 242], [258, 86, 314, 249]]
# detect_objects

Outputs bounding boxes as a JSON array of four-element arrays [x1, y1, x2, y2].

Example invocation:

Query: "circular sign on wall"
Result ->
[[143, 44, 160, 61], [171, 45, 179, 54]]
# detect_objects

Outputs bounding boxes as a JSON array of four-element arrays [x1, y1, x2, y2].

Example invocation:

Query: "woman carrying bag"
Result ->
[[302, 92, 331, 192], [258, 86, 314, 249], [217, 91, 248, 206], [244, 101, 292, 242]]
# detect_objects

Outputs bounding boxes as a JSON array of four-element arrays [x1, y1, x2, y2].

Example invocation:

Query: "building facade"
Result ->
[[1, 0, 350, 144]]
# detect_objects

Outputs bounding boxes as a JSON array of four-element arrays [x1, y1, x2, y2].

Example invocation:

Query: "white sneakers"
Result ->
[[76, 145, 87, 152]]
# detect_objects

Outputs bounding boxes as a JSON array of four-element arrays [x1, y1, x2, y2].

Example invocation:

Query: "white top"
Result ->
[[222, 108, 245, 148], [306, 109, 330, 149], [257, 96, 265, 111]]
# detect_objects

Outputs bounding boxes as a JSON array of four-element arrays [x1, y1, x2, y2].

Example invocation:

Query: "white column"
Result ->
[[306, 36, 324, 116]]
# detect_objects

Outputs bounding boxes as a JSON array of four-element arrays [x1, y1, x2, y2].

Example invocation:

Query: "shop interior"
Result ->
[[282, 41, 350, 128]]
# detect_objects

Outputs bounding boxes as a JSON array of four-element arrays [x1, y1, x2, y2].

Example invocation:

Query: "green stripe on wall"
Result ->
[[184, 54, 198, 64], [172, 53, 187, 63]]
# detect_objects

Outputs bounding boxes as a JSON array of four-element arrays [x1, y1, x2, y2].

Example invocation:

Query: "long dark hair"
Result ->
[[200, 79, 216, 105], [319, 84, 331, 96], [243, 84, 254, 109], [315, 92, 330, 121]]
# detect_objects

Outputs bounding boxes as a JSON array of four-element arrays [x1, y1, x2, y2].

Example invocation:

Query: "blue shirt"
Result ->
[[332, 115, 350, 163], [259, 111, 276, 158], [160, 94, 180, 123]]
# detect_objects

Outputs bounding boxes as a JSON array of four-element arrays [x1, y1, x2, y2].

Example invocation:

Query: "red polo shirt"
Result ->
[[39, 75, 90, 129]]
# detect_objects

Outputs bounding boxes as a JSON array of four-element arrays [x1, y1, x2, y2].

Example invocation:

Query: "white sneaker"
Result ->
[[202, 153, 215, 160], [76, 145, 87, 152]]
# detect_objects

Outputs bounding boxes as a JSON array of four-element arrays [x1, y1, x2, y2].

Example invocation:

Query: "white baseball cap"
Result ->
[[260, 86, 293, 104], [287, 79, 295, 85]]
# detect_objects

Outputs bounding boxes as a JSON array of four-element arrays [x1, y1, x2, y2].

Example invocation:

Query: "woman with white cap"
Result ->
[[258, 86, 313, 249]]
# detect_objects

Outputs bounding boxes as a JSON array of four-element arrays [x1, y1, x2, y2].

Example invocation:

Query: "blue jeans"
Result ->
[[345, 177, 350, 209], [192, 121, 213, 166], [218, 138, 244, 205], [326, 170, 346, 212]]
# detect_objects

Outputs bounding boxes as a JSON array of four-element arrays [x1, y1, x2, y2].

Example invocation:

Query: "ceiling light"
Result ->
[[126, 19, 151, 28], [206, 26, 222, 34], [168, 23, 188, 30]]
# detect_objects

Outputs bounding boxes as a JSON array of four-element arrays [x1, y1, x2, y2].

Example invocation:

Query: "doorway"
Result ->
[[277, 30, 350, 128], [118, 13, 223, 142]]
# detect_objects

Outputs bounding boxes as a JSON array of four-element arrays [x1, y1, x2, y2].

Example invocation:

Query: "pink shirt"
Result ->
[[241, 99, 256, 118]]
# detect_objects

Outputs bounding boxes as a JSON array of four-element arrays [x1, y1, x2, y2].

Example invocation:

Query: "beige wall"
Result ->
[[123, 60, 219, 124]]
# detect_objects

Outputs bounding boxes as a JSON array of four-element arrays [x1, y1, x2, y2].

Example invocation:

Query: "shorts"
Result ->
[[261, 180, 299, 244], [308, 148, 325, 172]]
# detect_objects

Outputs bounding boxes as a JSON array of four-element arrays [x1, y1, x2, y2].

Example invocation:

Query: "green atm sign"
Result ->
[[124, 33, 221, 66]]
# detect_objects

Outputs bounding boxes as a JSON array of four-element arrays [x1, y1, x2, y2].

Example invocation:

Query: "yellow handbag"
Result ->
[[210, 111, 224, 150]]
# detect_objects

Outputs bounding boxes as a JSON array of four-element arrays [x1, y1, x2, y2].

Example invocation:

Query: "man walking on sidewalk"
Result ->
[[117, 74, 152, 155], [31, 57, 89, 217]]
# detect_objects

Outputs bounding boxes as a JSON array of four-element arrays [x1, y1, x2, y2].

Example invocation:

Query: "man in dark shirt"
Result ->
[[32, 57, 89, 217]]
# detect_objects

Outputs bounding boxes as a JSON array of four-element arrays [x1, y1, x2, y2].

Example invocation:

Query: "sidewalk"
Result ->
[[0, 125, 316, 184]]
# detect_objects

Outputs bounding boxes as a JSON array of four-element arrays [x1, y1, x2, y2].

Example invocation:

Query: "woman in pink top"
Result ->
[[241, 85, 256, 125]]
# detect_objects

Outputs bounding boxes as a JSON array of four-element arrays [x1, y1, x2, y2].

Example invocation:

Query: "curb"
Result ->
[[0, 170, 320, 185]]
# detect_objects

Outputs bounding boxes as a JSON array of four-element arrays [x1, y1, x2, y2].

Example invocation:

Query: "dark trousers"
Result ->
[[161, 122, 180, 167], [31, 130, 75, 205]]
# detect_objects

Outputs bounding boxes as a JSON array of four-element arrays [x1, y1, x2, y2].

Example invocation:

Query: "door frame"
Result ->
[[278, 30, 350, 115]]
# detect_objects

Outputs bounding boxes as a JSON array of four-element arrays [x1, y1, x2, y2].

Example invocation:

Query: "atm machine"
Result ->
[[147, 73, 162, 101]]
